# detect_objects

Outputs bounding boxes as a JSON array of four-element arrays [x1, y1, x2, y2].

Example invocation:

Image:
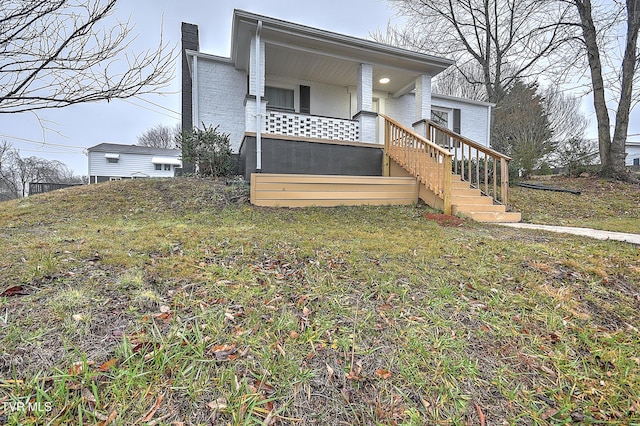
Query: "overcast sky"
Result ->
[[1, 0, 637, 175]]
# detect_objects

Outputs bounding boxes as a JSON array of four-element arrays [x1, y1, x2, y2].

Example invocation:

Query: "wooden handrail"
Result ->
[[381, 114, 453, 215], [426, 120, 511, 207], [381, 115, 512, 209]]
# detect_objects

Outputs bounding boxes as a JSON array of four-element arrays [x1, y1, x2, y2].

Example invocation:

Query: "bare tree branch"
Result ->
[[137, 123, 181, 149], [0, 0, 175, 113], [378, 0, 578, 102]]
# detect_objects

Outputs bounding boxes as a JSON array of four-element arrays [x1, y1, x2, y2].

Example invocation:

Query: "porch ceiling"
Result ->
[[265, 43, 419, 95], [232, 9, 454, 96]]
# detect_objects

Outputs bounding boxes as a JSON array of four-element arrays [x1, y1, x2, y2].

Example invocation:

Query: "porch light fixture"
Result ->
[[379, 77, 390, 84]]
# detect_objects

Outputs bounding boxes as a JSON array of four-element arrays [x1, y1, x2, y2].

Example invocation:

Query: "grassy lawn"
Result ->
[[1, 177, 639, 425], [510, 175, 640, 233]]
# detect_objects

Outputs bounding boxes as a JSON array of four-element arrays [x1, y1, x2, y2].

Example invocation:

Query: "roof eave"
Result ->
[[231, 9, 454, 75]]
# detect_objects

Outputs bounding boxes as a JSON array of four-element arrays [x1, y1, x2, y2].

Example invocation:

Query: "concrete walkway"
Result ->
[[496, 223, 640, 245]]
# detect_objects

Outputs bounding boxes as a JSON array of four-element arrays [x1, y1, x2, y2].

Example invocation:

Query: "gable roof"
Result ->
[[87, 143, 180, 156]]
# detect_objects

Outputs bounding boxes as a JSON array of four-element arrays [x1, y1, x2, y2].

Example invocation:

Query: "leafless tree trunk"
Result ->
[[571, 0, 640, 179], [0, 0, 174, 114]]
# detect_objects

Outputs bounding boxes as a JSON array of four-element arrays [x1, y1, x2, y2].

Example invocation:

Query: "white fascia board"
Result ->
[[231, 9, 454, 75], [185, 49, 233, 63], [432, 93, 495, 107], [104, 153, 120, 159]]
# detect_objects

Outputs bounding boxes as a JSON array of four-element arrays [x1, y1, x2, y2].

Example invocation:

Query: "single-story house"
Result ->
[[87, 143, 182, 184], [626, 141, 640, 167], [181, 10, 520, 222]]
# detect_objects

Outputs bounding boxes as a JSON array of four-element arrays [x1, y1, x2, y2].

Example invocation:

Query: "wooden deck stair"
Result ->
[[449, 175, 521, 223]]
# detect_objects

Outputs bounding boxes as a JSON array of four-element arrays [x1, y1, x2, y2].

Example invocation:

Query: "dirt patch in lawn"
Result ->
[[424, 213, 465, 227]]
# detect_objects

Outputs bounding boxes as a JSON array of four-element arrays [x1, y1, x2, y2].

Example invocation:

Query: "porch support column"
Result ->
[[413, 74, 431, 137], [354, 63, 377, 143], [245, 25, 267, 172]]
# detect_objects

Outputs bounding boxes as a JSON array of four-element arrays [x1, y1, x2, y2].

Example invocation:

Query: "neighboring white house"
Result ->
[[181, 10, 495, 178], [627, 141, 640, 167], [87, 143, 182, 184]]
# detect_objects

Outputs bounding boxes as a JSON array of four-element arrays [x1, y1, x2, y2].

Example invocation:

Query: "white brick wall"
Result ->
[[432, 94, 491, 147], [357, 64, 373, 112], [311, 81, 351, 119], [385, 94, 415, 129], [415, 74, 432, 122], [196, 57, 247, 152]]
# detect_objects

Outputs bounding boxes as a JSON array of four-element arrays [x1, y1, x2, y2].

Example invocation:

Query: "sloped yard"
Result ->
[[1, 177, 639, 425]]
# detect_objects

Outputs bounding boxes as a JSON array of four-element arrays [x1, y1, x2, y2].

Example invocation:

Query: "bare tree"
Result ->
[[431, 64, 489, 101], [137, 123, 181, 149], [0, 0, 174, 114], [566, 0, 640, 179], [377, 0, 576, 103], [0, 141, 79, 199], [543, 85, 588, 147]]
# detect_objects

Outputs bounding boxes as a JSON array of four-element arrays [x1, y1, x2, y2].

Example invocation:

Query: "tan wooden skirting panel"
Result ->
[[251, 173, 418, 207]]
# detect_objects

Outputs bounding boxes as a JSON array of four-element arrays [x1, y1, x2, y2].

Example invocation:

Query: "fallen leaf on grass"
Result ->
[[211, 343, 237, 360], [98, 358, 119, 372], [154, 312, 173, 321], [326, 364, 334, 382], [138, 393, 164, 423], [474, 402, 486, 426], [0, 285, 28, 297], [541, 407, 559, 420], [98, 410, 118, 426], [207, 397, 228, 411], [375, 369, 392, 379], [254, 380, 275, 394]]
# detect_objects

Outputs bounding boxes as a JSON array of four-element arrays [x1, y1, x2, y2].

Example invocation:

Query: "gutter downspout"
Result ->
[[255, 20, 263, 173]]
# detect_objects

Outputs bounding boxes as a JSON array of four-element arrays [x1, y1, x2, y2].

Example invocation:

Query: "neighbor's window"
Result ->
[[634, 158, 639, 166], [107, 158, 119, 164], [155, 164, 162, 171], [164, 164, 171, 171], [266, 86, 294, 111]]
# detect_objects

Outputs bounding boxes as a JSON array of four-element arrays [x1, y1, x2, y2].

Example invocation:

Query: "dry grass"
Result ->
[[1, 177, 639, 425], [510, 174, 640, 232]]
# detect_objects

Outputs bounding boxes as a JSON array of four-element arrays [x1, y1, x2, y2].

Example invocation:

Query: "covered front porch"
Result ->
[[235, 8, 453, 159]]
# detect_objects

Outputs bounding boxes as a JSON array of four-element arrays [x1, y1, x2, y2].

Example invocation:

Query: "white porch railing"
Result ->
[[265, 110, 359, 141]]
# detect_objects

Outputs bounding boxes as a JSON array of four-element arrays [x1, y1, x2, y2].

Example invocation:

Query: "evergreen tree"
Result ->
[[491, 81, 554, 179]]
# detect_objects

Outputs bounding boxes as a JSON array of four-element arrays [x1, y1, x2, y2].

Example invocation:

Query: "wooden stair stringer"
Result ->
[[389, 157, 521, 223]]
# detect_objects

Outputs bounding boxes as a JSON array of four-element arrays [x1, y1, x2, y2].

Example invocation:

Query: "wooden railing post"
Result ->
[[383, 119, 390, 176], [501, 158, 509, 207], [443, 154, 452, 215]]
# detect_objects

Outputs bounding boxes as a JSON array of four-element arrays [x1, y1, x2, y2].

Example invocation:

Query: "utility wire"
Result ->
[[121, 98, 181, 120], [0, 133, 84, 151]]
